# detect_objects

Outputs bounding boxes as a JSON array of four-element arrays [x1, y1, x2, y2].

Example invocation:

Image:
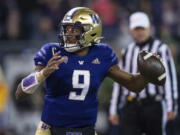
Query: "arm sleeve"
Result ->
[[158, 45, 178, 113], [105, 45, 118, 70], [109, 82, 121, 115], [34, 44, 51, 66]]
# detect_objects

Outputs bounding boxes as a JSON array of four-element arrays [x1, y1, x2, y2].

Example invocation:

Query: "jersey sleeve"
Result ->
[[104, 45, 118, 69], [34, 43, 53, 66]]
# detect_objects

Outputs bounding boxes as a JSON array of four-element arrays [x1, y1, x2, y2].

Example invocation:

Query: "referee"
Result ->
[[109, 12, 178, 135]]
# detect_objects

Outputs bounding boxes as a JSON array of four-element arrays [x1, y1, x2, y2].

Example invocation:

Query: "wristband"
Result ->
[[21, 71, 44, 94]]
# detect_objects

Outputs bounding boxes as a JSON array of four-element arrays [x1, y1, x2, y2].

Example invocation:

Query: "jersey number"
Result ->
[[68, 70, 90, 101]]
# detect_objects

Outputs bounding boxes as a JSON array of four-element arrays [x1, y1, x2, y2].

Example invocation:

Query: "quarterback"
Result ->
[[15, 7, 162, 135]]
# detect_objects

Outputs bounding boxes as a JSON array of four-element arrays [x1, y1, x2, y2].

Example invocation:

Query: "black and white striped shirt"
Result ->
[[110, 38, 178, 115]]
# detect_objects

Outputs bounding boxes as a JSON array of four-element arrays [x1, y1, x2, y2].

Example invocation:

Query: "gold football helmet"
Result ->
[[59, 7, 102, 52]]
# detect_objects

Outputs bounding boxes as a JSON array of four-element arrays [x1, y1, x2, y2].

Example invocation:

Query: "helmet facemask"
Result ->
[[59, 22, 85, 53]]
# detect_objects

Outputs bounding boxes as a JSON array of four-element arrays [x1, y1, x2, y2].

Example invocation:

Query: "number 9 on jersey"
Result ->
[[68, 70, 90, 101]]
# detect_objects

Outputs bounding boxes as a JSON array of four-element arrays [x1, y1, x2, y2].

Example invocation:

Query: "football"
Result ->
[[137, 50, 166, 85]]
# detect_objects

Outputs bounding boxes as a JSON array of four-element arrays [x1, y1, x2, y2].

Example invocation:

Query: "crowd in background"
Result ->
[[1, 0, 180, 59], [0, 0, 180, 135], [0, 0, 179, 43]]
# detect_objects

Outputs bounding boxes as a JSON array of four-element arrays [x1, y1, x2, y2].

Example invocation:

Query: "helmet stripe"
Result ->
[[66, 7, 86, 18]]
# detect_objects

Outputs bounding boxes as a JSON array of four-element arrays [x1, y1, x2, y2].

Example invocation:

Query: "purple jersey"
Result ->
[[34, 43, 118, 127]]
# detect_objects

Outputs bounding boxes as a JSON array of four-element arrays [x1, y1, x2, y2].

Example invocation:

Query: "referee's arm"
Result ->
[[109, 82, 121, 125], [159, 44, 178, 120], [109, 51, 124, 125]]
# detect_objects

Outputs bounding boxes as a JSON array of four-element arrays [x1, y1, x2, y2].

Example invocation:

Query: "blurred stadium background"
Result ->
[[0, 0, 180, 135]]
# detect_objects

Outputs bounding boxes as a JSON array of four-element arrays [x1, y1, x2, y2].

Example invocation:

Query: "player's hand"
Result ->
[[42, 52, 65, 77], [109, 114, 119, 125], [167, 111, 177, 121]]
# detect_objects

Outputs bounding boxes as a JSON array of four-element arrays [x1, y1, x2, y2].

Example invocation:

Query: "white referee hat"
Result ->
[[129, 12, 150, 30]]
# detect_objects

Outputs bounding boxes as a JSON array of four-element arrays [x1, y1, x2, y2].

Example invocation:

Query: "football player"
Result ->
[[15, 7, 159, 135]]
